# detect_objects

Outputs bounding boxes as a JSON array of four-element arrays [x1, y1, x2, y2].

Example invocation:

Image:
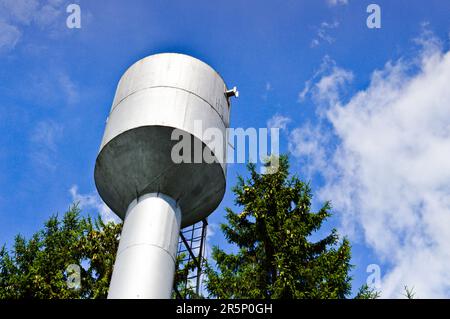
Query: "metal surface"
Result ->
[[107, 193, 181, 299], [95, 53, 234, 228]]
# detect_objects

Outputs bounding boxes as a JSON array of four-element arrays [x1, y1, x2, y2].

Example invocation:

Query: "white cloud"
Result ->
[[327, 0, 348, 6], [31, 120, 62, 151], [29, 120, 63, 170], [298, 81, 311, 102], [0, 21, 21, 52], [24, 70, 79, 107], [298, 55, 353, 107], [58, 72, 79, 105], [310, 21, 340, 48], [0, 0, 39, 25], [0, 0, 66, 52], [69, 185, 121, 224], [292, 32, 450, 297], [315, 67, 353, 107], [267, 114, 291, 131], [34, 3, 61, 28], [0, 0, 64, 27], [288, 123, 328, 178]]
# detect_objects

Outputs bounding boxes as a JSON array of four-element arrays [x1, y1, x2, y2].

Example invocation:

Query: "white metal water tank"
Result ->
[[94, 53, 237, 298], [95, 53, 235, 227]]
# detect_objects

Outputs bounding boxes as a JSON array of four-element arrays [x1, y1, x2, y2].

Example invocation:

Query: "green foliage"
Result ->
[[0, 155, 384, 299], [0, 204, 192, 299], [205, 155, 353, 299], [355, 284, 380, 299], [0, 205, 121, 299], [172, 253, 203, 299]]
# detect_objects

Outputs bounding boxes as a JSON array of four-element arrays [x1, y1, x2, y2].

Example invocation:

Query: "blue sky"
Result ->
[[1, 0, 450, 298]]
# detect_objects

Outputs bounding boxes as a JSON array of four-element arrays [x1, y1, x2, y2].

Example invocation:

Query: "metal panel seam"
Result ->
[[110, 85, 228, 127], [115, 243, 177, 263]]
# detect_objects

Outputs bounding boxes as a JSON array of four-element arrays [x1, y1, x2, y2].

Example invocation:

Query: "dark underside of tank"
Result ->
[[94, 125, 226, 228]]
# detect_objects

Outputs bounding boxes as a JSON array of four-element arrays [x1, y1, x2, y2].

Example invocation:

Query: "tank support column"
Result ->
[[107, 193, 181, 299]]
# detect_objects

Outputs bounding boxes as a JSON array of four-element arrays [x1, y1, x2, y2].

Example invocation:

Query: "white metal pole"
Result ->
[[107, 193, 181, 299]]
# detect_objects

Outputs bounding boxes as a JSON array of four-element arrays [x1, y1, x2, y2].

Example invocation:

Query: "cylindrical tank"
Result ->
[[94, 53, 236, 298]]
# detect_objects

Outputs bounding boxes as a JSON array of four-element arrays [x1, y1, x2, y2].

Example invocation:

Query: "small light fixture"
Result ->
[[225, 86, 239, 98]]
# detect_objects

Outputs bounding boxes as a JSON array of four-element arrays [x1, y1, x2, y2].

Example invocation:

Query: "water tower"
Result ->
[[94, 53, 237, 299]]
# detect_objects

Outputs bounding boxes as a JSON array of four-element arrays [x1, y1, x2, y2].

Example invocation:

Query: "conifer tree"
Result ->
[[206, 155, 353, 298]]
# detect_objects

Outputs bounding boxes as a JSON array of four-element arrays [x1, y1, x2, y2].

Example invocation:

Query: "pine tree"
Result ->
[[355, 284, 381, 299], [206, 155, 353, 298]]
